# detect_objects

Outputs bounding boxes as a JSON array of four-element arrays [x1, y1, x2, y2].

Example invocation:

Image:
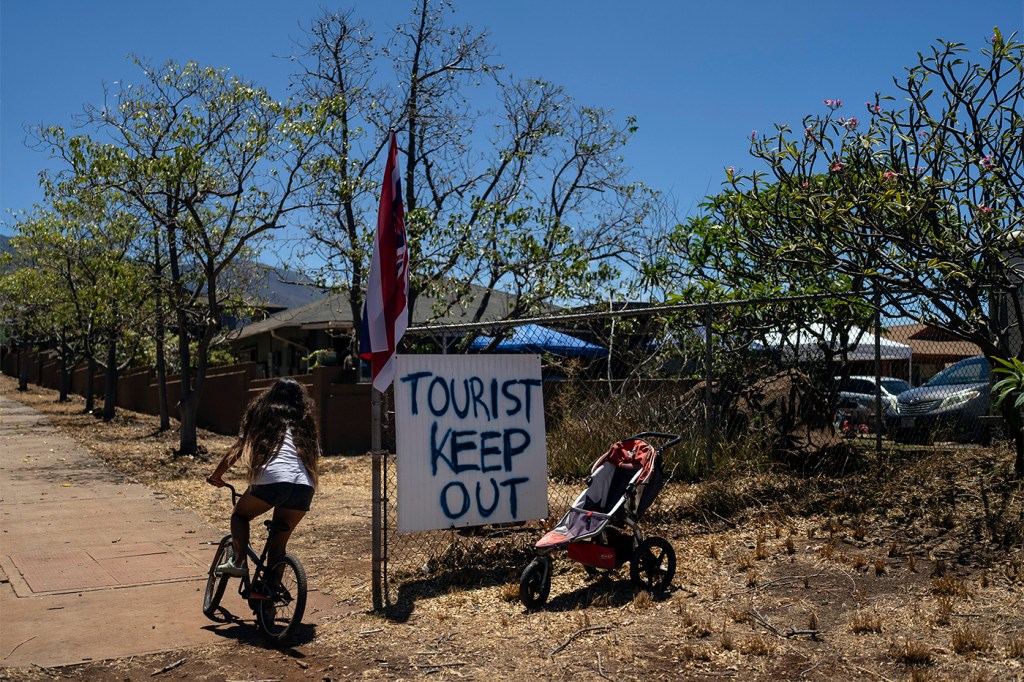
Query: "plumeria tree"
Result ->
[[667, 29, 1024, 475]]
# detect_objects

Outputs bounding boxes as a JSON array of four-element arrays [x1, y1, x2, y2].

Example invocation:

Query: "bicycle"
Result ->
[[202, 482, 308, 643]]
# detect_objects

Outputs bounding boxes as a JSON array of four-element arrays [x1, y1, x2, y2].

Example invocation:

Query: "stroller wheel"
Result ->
[[630, 536, 676, 593], [519, 556, 552, 609]]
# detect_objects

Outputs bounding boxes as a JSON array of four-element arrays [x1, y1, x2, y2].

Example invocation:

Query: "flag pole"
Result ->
[[364, 131, 408, 611]]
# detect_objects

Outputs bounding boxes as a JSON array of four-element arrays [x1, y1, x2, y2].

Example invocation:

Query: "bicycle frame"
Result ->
[[204, 481, 308, 643], [219, 483, 285, 600]]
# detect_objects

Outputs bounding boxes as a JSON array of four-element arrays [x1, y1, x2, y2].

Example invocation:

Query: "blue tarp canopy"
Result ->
[[468, 324, 607, 358]]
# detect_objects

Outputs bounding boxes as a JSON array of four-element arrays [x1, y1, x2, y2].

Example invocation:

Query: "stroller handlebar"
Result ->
[[625, 432, 682, 451]]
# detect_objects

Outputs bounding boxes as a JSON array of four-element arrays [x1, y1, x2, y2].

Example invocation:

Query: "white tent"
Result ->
[[762, 323, 912, 363]]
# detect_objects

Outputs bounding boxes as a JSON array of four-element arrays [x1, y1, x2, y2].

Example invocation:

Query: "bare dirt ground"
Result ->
[[1, 375, 1023, 681]]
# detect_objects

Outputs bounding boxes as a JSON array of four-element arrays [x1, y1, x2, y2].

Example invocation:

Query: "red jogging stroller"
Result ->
[[519, 432, 681, 608]]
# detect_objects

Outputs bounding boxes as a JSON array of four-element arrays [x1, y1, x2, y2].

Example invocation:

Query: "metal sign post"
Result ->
[[370, 387, 383, 610]]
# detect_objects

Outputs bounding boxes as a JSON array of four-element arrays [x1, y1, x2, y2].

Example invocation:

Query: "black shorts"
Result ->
[[249, 482, 314, 512]]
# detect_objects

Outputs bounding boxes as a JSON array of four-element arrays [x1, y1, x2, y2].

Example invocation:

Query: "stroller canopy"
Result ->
[[536, 437, 665, 550]]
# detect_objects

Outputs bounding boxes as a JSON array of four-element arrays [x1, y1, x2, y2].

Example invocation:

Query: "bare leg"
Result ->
[[266, 506, 306, 561], [230, 492, 273, 566]]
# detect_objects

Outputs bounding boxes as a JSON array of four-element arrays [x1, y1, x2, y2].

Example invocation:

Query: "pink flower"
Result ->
[[882, 171, 900, 179], [750, 130, 758, 141], [980, 155, 994, 169], [824, 99, 843, 110], [978, 205, 993, 214], [865, 102, 881, 114], [802, 181, 809, 188], [830, 162, 844, 172], [841, 117, 859, 131]]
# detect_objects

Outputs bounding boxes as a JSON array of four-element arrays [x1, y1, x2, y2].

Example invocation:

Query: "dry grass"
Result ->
[[632, 591, 654, 610], [850, 609, 883, 634], [4, 375, 1024, 682], [736, 553, 755, 571], [679, 644, 713, 662], [931, 576, 972, 598], [891, 638, 934, 667], [499, 582, 520, 602], [677, 605, 713, 638], [933, 595, 954, 626], [951, 625, 994, 656], [739, 635, 773, 656]]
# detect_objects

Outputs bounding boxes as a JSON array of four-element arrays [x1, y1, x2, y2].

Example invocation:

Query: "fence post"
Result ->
[[370, 388, 384, 610], [705, 303, 714, 471], [874, 291, 883, 462]]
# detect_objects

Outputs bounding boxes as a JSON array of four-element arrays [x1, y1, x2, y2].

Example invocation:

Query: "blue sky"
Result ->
[[2, 0, 1022, 243]]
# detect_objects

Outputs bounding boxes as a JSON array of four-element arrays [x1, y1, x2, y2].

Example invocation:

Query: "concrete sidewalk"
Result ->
[[0, 395, 329, 668]]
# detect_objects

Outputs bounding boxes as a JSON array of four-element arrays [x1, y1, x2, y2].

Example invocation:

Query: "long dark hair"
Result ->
[[235, 378, 320, 488]]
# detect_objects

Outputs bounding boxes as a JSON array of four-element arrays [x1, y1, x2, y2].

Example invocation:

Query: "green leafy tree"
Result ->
[[36, 58, 328, 454], [6, 185, 150, 418], [0, 256, 59, 392], [668, 30, 1024, 475]]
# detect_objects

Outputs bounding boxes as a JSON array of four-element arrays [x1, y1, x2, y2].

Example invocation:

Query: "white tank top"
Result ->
[[252, 428, 314, 487]]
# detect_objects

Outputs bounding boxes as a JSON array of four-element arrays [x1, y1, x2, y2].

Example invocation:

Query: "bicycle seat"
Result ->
[[264, 520, 291, 534]]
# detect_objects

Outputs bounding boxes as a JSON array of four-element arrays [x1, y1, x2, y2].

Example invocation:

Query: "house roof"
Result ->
[[232, 282, 529, 341], [881, 323, 982, 360]]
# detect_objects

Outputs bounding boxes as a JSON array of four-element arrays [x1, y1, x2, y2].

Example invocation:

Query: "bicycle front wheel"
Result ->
[[256, 554, 307, 643], [202, 534, 232, 620]]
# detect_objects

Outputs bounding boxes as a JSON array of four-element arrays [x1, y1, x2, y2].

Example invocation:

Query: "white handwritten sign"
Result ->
[[394, 354, 548, 533]]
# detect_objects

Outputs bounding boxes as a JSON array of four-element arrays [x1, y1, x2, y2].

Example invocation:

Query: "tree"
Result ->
[[0, 255, 58, 392], [6, 186, 150, 418], [291, 1, 664, 351], [290, 8, 383, 359], [673, 30, 1024, 475], [36, 58, 328, 454]]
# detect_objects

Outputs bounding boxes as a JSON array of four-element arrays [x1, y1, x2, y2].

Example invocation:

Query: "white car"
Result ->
[[836, 375, 912, 430]]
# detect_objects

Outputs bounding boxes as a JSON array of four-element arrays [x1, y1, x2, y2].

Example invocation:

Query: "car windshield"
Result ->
[[880, 379, 911, 395], [923, 358, 989, 387]]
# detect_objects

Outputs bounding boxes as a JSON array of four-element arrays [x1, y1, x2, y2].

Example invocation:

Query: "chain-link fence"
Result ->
[[372, 294, 1017, 606]]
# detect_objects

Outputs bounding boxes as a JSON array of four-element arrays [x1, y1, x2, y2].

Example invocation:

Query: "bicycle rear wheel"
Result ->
[[202, 534, 232, 619], [256, 554, 307, 643]]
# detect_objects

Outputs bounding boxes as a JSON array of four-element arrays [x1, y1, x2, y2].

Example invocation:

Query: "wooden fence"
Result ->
[[1, 351, 371, 455]]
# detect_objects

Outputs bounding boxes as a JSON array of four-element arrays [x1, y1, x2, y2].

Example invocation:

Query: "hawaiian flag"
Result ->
[[359, 132, 409, 392]]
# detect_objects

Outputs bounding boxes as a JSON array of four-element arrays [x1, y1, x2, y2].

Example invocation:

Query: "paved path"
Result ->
[[0, 395, 332, 668]]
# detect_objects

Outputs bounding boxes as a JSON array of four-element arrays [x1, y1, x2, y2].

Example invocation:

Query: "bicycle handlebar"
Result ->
[[208, 478, 240, 505]]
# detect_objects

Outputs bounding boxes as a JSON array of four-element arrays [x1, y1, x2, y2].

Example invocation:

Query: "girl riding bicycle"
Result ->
[[207, 378, 320, 577]]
